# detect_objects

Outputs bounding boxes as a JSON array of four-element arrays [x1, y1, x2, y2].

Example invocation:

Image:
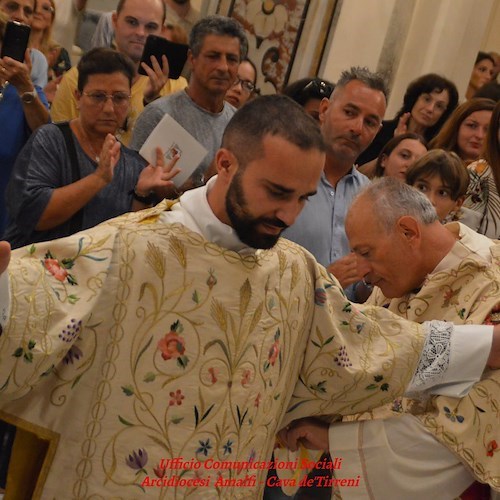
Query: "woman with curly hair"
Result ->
[[463, 100, 500, 238], [357, 73, 458, 166]]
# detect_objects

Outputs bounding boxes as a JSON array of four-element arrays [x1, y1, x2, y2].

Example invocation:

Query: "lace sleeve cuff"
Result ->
[[407, 321, 493, 397]]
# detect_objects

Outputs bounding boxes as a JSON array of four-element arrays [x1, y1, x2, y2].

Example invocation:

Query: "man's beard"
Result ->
[[225, 171, 288, 249]]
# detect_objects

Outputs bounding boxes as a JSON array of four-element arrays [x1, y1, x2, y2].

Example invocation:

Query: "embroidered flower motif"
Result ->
[[169, 389, 184, 406], [314, 288, 327, 306], [443, 406, 464, 423], [248, 448, 256, 463], [334, 346, 352, 367], [268, 342, 279, 366], [58, 319, 82, 343], [157, 320, 189, 368], [486, 440, 498, 457], [196, 439, 212, 457], [153, 463, 166, 478], [442, 287, 461, 307], [222, 439, 233, 455], [254, 393, 261, 408], [207, 367, 218, 384], [43, 258, 68, 282], [241, 369, 252, 387], [63, 345, 83, 365], [125, 448, 148, 473], [206, 269, 217, 289]]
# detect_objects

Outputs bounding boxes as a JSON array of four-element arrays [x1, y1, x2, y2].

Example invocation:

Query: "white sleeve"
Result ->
[[408, 321, 492, 397], [0, 271, 9, 333]]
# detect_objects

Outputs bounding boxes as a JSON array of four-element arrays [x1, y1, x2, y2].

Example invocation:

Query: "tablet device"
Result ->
[[1, 21, 31, 62], [138, 35, 189, 79]]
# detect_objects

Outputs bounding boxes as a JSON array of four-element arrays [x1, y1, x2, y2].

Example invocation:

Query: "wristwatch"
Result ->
[[129, 188, 156, 205], [20, 88, 37, 104]]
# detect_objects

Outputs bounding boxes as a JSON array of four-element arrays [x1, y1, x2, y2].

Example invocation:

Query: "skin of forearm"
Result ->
[[22, 97, 50, 131], [35, 173, 108, 230]]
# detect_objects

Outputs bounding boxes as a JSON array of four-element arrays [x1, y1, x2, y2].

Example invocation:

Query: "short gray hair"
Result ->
[[189, 15, 248, 60], [335, 66, 388, 101], [352, 177, 438, 232]]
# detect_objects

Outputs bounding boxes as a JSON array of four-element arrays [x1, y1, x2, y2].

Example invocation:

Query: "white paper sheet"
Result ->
[[139, 114, 208, 188]]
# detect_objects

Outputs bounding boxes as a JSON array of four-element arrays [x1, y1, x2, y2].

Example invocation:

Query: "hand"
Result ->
[[1, 51, 33, 93], [142, 55, 169, 105], [94, 134, 121, 184], [43, 75, 63, 104], [394, 112, 411, 136], [278, 418, 330, 452], [136, 147, 181, 197], [327, 253, 364, 288]]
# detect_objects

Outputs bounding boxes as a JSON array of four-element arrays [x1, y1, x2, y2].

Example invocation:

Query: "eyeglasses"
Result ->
[[3, 1, 34, 17], [82, 91, 131, 107], [232, 77, 256, 94], [301, 79, 334, 99]]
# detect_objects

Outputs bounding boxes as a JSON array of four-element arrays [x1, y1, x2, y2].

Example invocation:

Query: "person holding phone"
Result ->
[[51, 0, 187, 146], [0, 0, 50, 236]]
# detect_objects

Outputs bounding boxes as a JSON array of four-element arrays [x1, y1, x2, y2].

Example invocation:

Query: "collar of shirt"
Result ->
[[174, 176, 258, 255]]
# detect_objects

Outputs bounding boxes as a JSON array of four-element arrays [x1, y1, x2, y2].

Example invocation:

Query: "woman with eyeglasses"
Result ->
[[356, 73, 459, 168], [29, 0, 71, 101], [4, 48, 180, 249], [224, 58, 259, 109]]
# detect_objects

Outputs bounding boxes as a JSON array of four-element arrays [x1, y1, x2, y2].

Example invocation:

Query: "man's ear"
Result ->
[[214, 148, 237, 180], [187, 49, 195, 69], [396, 215, 421, 245], [111, 11, 118, 30], [318, 97, 330, 126]]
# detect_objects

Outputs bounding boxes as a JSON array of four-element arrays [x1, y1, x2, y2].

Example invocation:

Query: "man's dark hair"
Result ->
[[396, 73, 459, 140], [189, 15, 248, 60], [116, 0, 166, 25], [77, 47, 135, 91], [282, 77, 334, 107], [222, 95, 325, 167], [335, 67, 388, 101]]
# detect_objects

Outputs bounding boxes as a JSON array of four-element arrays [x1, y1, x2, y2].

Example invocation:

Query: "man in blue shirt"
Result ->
[[283, 67, 386, 301]]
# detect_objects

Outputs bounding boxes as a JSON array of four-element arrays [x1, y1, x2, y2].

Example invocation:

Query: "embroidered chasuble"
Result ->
[[355, 223, 500, 491], [0, 202, 429, 498]]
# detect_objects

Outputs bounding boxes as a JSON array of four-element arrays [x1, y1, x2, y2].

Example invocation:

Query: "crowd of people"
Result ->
[[0, 1, 499, 499]]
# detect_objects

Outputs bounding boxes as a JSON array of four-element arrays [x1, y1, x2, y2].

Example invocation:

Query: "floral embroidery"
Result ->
[[42, 251, 77, 285], [443, 406, 464, 423], [365, 375, 389, 392], [196, 439, 212, 457], [314, 288, 327, 306], [125, 448, 148, 474], [157, 320, 189, 368], [153, 464, 166, 478], [334, 346, 352, 367], [264, 329, 280, 371], [206, 268, 217, 289], [12, 339, 36, 363], [169, 389, 184, 406], [241, 369, 252, 387], [58, 319, 82, 343], [207, 367, 218, 384], [254, 393, 261, 407], [442, 287, 461, 307], [486, 440, 498, 457], [222, 440, 233, 455], [63, 345, 83, 365]]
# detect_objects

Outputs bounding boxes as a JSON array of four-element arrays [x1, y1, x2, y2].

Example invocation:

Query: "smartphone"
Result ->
[[0, 21, 31, 62], [138, 35, 188, 80]]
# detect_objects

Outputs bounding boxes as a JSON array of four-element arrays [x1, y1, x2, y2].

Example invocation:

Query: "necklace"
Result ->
[[77, 121, 101, 163]]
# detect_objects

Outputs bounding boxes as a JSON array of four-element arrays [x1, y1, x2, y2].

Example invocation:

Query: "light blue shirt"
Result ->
[[283, 167, 370, 266]]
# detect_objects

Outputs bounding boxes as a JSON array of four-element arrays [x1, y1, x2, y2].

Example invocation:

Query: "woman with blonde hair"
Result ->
[[463, 100, 500, 238], [30, 0, 71, 88], [429, 98, 495, 164]]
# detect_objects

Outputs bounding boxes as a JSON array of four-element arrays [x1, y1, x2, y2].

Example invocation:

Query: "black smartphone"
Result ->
[[0, 21, 31, 62], [138, 35, 189, 79]]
